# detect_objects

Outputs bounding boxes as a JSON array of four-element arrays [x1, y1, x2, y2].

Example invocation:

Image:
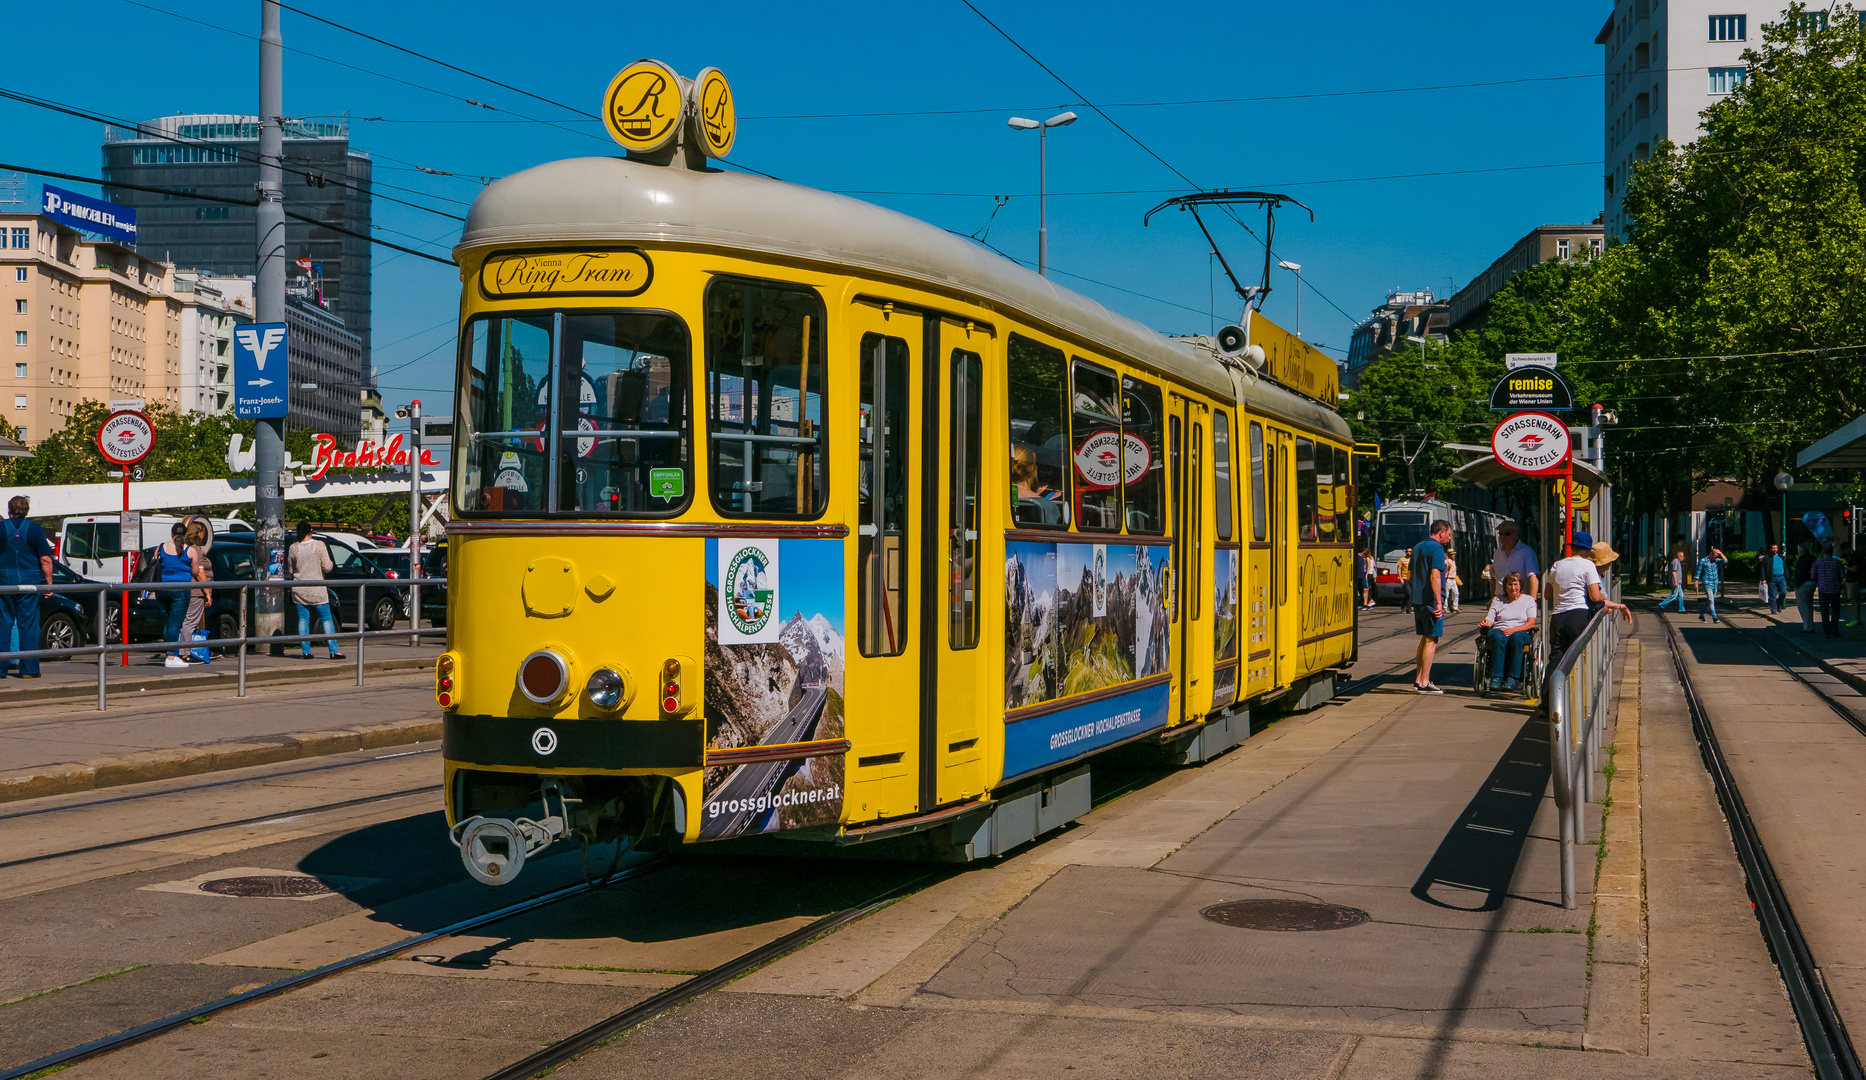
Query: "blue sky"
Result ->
[[1, 1, 1610, 419]]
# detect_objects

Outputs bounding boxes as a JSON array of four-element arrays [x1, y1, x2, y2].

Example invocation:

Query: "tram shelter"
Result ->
[[1449, 453, 1612, 691]]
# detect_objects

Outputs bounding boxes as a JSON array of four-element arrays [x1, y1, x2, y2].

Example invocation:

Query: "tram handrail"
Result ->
[[0, 576, 445, 711], [1547, 579, 1623, 909]]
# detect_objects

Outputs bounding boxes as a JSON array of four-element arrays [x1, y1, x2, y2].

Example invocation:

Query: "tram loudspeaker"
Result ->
[[1215, 325, 1248, 356]]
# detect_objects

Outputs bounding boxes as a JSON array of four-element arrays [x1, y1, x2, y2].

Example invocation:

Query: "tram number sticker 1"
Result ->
[[719, 540, 780, 645]]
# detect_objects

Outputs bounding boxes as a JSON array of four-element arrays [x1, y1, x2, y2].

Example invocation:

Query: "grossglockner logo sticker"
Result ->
[[719, 540, 780, 644], [1491, 412, 1572, 475]]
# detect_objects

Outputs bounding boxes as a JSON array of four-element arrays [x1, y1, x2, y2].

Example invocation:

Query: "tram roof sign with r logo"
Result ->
[[603, 59, 684, 153], [693, 67, 736, 159]]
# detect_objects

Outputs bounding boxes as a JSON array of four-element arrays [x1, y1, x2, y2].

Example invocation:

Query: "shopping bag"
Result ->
[[190, 628, 211, 665]]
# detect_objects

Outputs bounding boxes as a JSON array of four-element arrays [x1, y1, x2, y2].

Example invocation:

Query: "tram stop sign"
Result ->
[[1491, 412, 1572, 476], [96, 409, 154, 466]]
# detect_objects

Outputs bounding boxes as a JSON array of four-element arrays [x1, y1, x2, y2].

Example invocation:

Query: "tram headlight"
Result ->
[[586, 668, 626, 711]]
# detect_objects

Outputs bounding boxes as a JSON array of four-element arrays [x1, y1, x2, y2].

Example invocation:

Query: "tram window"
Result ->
[[1312, 442, 1336, 542], [1008, 334, 1069, 528], [705, 279, 828, 517], [1121, 376, 1165, 535], [859, 333, 910, 657], [950, 348, 983, 649], [558, 313, 691, 515], [1294, 437, 1317, 542], [1072, 360, 1121, 532], [1213, 411, 1233, 541], [456, 314, 553, 514], [1249, 422, 1266, 542]]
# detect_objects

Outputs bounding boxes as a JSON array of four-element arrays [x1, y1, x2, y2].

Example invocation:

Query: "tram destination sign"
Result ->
[[1491, 411, 1572, 476], [1490, 365, 1574, 412], [479, 248, 653, 299]]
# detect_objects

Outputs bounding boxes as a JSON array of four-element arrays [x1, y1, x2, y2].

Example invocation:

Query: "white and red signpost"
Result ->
[[1491, 410, 1576, 549], [97, 408, 154, 665]]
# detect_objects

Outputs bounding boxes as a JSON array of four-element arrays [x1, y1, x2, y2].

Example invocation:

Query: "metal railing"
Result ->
[[1547, 588, 1624, 909], [0, 576, 444, 710]]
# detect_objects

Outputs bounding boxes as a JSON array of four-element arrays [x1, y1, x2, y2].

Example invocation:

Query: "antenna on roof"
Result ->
[[0, 172, 25, 207]]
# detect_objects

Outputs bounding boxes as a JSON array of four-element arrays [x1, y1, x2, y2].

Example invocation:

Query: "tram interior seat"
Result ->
[[1017, 497, 1067, 526]]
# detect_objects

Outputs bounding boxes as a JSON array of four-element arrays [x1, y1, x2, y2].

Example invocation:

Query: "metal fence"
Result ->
[[0, 576, 444, 710], [1547, 589, 1624, 909]]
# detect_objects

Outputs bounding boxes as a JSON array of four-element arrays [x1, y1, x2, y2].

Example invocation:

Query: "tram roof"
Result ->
[[457, 156, 1348, 441]]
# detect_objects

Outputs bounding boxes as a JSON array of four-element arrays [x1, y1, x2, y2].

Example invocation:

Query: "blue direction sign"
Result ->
[[232, 323, 290, 419]]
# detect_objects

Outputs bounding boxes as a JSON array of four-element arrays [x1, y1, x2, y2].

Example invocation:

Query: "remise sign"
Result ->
[[41, 185, 137, 246]]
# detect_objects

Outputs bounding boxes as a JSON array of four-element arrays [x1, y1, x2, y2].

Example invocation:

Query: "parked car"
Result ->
[[358, 544, 447, 626], [202, 535, 408, 633]]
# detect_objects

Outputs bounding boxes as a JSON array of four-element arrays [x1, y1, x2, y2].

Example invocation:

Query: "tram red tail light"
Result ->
[[435, 653, 458, 709], [660, 655, 694, 716]]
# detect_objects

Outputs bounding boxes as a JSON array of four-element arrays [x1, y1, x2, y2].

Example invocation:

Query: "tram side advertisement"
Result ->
[[1003, 540, 1172, 777], [702, 538, 846, 840]]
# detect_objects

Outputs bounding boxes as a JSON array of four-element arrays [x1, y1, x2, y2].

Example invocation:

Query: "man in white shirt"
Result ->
[[1488, 521, 1538, 600]]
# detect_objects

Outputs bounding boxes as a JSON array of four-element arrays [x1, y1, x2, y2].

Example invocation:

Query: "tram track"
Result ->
[[1660, 614, 1864, 1080], [0, 747, 440, 823], [0, 783, 442, 872]]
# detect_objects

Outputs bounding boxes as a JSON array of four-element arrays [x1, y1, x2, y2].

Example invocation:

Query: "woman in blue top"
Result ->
[[153, 521, 199, 667]]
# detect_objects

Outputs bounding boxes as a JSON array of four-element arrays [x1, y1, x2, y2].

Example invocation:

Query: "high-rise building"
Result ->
[[1599, 2, 1798, 235], [99, 114, 373, 379], [1, 211, 182, 442]]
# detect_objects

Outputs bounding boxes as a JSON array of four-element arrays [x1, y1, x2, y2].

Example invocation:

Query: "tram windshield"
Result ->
[[705, 279, 828, 517], [1375, 511, 1429, 562], [454, 311, 692, 516]]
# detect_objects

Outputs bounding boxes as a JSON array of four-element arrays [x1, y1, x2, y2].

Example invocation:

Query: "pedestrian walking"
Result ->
[[1397, 548, 1413, 615], [1478, 571, 1537, 693], [1847, 543, 1866, 626], [1361, 547, 1376, 608], [1354, 543, 1372, 609], [0, 495, 55, 678], [288, 522, 345, 660], [1764, 543, 1788, 613], [1814, 542, 1846, 638], [1695, 547, 1727, 623], [1545, 531, 1633, 679], [151, 521, 198, 668], [1659, 546, 1686, 612], [175, 517, 212, 663], [1444, 548, 1461, 614], [1795, 541, 1818, 633], [1488, 521, 1540, 600], [1410, 519, 1451, 694]]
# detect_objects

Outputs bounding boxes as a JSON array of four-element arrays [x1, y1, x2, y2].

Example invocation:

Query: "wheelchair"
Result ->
[[1473, 627, 1541, 702]]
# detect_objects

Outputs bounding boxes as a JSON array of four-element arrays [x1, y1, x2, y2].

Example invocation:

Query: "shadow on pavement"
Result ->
[[1410, 714, 1553, 912]]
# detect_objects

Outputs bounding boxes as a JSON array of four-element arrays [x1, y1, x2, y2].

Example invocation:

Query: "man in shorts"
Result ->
[[1411, 519, 1451, 694]]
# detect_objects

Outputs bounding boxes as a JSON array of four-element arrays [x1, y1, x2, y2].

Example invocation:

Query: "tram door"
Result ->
[[932, 321, 991, 806], [844, 302, 925, 823], [1170, 399, 1207, 724], [1272, 428, 1297, 690]]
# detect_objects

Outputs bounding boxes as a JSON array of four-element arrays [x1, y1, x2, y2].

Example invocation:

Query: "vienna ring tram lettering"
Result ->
[[436, 60, 1359, 886]]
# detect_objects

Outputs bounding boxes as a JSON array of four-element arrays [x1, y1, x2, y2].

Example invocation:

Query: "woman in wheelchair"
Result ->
[[1477, 571, 1537, 694]]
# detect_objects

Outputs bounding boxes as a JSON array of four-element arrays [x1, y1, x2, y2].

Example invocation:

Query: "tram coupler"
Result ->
[[452, 813, 566, 885]]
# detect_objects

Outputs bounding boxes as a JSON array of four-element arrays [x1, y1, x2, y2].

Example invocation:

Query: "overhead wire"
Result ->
[[0, 161, 455, 266], [0, 85, 469, 221]]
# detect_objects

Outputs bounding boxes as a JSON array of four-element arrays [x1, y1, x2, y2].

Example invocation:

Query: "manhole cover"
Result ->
[[198, 875, 334, 898], [1200, 899, 1370, 931]]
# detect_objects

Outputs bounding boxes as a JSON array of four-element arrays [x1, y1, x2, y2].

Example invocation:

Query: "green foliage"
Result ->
[[1353, 5, 1866, 526]]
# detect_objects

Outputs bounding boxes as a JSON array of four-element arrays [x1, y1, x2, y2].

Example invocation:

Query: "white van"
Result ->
[[58, 514, 253, 582]]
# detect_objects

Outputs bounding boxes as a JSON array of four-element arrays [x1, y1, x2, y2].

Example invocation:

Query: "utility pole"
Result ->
[[253, 0, 287, 649], [406, 399, 422, 646]]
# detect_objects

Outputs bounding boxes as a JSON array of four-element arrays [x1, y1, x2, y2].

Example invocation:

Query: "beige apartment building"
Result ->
[[1, 211, 187, 444]]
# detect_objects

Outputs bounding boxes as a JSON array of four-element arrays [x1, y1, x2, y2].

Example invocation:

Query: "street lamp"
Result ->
[[1775, 469, 1794, 548], [1277, 260, 1303, 338], [1008, 111, 1077, 277]]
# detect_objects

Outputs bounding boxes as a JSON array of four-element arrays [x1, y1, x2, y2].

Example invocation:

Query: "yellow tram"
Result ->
[[437, 67, 1357, 884]]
